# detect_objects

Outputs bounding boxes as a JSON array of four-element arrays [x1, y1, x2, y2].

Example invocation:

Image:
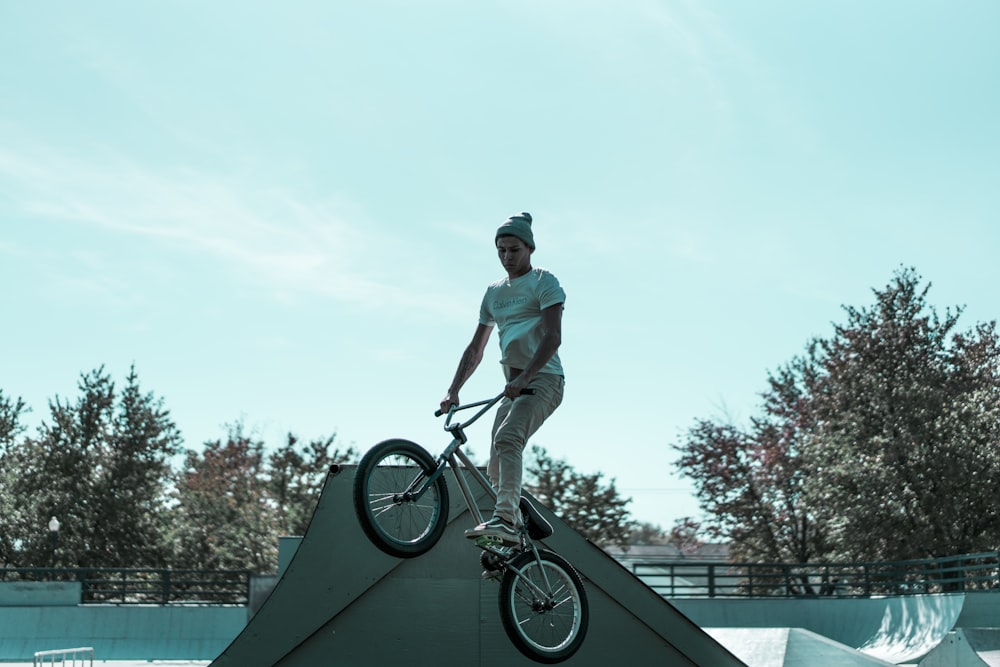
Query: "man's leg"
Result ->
[[490, 373, 564, 525], [486, 399, 510, 495]]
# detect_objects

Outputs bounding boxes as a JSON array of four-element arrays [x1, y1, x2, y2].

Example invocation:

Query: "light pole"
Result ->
[[47, 516, 60, 569]]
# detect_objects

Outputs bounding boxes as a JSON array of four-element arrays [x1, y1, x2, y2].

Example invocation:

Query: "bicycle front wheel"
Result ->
[[498, 549, 589, 663], [352, 439, 450, 558]]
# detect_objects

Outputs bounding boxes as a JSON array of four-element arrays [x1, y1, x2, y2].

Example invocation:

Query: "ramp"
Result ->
[[708, 628, 897, 667], [0, 604, 244, 662], [210, 465, 744, 666], [675, 592, 963, 664], [919, 628, 1000, 667], [858, 593, 964, 663]]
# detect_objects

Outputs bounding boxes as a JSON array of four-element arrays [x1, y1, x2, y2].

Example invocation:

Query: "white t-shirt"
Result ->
[[479, 267, 565, 377]]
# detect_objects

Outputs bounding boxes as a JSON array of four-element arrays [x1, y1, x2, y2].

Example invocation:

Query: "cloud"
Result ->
[[0, 143, 450, 311]]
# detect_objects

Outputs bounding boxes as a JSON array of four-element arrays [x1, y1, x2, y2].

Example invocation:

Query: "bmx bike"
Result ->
[[352, 391, 589, 664]]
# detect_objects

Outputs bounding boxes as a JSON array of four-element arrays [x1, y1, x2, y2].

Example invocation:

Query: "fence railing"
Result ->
[[0, 567, 251, 605], [34, 646, 94, 666], [618, 551, 1000, 598]]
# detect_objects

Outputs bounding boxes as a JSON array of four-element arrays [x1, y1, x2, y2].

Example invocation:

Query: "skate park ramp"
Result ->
[[707, 628, 897, 667], [210, 465, 744, 666], [917, 628, 1000, 667], [675, 591, 963, 665]]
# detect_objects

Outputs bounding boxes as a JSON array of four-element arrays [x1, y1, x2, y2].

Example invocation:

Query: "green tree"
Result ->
[[89, 366, 182, 566], [0, 389, 27, 447], [629, 522, 672, 546], [169, 425, 355, 572], [1, 368, 355, 574], [803, 269, 1000, 562], [0, 390, 29, 565], [675, 267, 1000, 564], [666, 518, 710, 556], [168, 424, 277, 572], [525, 445, 635, 549], [675, 353, 830, 564], [266, 433, 358, 537], [0, 366, 181, 568]]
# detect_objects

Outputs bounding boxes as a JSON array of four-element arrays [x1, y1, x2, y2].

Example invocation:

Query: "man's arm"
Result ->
[[440, 323, 493, 413], [506, 303, 563, 398]]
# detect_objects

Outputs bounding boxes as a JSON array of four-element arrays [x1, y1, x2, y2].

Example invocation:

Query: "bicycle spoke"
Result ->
[[499, 550, 588, 660], [353, 440, 449, 557]]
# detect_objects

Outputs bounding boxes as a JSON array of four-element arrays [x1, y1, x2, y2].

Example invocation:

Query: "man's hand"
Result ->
[[504, 374, 530, 400], [439, 392, 459, 416]]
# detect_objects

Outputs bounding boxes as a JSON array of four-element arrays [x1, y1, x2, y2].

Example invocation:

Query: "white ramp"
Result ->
[[859, 594, 965, 663], [676, 592, 964, 664], [919, 628, 1000, 667], [709, 628, 897, 667]]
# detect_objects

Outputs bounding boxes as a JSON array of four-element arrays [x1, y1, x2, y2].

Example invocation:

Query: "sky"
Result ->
[[2, 1, 999, 533]]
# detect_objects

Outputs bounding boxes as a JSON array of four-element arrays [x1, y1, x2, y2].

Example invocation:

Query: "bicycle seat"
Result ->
[[519, 496, 554, 540]]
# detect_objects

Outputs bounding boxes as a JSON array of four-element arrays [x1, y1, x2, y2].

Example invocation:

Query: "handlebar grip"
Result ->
[[435, 402, 457, 418]]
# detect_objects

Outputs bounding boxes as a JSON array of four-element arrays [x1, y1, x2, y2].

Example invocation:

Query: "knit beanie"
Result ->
[[495, 212, 535, 249]]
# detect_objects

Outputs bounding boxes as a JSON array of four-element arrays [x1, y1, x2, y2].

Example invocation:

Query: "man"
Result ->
[[439, 211, 566, 546]]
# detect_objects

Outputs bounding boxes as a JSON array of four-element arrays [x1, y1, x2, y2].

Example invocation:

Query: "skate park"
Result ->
[[212, 466, 1000, 667], [7, 464, 1000, 666], [210, 465, 1000, 666]]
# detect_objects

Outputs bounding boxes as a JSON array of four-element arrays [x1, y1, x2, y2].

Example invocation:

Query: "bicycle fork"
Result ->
[[401, 433, 560, 605], [504, 542, 562, 604], [394, 435, 497, 529]]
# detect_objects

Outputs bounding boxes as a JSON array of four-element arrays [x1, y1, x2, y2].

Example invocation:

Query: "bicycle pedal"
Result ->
[[475, 536, 516, 551], [475, 535, 502, 549]]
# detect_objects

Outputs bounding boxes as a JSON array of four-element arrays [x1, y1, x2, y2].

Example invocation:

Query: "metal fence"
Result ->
[[0, 567, 251, 605], [34, 646, 94, 666], [619, 551, 1000, 598]]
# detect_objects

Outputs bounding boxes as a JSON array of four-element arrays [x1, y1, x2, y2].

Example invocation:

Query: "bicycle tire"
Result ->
[[352, 439, 449, 558], [498, 548, 589, 663]]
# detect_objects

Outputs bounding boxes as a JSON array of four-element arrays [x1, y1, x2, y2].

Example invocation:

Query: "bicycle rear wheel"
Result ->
[[498, 549, 589, 663], [352, 439, 449, 558]]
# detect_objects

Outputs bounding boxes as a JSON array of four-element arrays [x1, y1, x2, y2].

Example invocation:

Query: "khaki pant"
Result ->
[[488, 373, 565, 525]]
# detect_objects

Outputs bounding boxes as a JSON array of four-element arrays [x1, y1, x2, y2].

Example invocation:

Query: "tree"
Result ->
[[0, 390, 29, 565], [629, 522, 672, 546], [0, 389, 27, 448], [266, 433, 358, 537], [0, 366, 181, 568], [803, 268, 1000, 562], [675, 348, 831, 564], [666, 518, 710, 556], [1, 367, 355, 574], [626, 519, 714, 555], [675, 267, 1000, 564], [89, 366, 182, 567], [168, 424, 278, 572], [524, 445, 635, 549], [170, 425, 357, 572]]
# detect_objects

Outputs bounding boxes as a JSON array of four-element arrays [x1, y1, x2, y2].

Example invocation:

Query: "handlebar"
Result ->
[[434, 388, 536, 418]]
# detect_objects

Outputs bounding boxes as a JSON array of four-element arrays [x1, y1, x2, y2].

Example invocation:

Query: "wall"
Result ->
[[0, 605, 245, 662], [0, 582, 81, 607]]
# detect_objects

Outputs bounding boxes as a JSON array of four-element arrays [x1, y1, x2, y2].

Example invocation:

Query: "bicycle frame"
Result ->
[[404, 394, 504, 527], [433, 394, 562, 598]]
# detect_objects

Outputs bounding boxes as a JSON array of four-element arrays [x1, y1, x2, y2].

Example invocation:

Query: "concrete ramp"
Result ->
[[675, 592, 963, 664], [858, 594, 964, 663], [918, 628, 1000, 667], [210, 465, 744, 666], [708, 628, 897, 667]]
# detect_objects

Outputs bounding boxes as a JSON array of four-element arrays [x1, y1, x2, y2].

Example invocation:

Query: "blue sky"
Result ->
[[2, 1, 998, 531]]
